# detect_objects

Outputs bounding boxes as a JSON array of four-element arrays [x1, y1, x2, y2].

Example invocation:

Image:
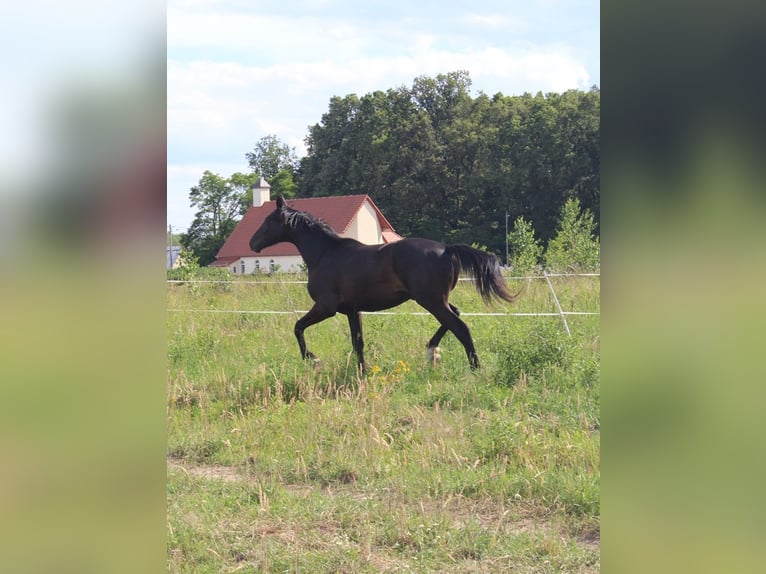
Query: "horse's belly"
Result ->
[[342, 289, 410, 313]]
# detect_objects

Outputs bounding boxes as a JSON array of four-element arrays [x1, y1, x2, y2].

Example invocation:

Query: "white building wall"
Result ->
[[346, 202, 383, 244], [231, 256, 304, 274]]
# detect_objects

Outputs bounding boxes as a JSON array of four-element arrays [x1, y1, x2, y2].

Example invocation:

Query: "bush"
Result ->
[[544, 198, 600, 272], [189, 266, 234, 282], [168, 257, 232, 282], [507, 216, 543, 275], [496, 320, 573, 385], [167, 248, 200, 281], [167, 252, 234, 294]]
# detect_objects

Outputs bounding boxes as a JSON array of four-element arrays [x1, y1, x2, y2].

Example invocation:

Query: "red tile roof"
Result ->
[[212, 194, 401, 263], [210, 256, 239, 267]]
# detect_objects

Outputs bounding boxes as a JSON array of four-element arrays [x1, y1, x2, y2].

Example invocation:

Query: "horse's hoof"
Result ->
[[311, 357, 322, 370], [427, 346, 442, 366]]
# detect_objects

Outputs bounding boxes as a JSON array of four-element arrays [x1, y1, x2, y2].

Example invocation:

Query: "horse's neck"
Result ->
[[290, 227, 338, 268]]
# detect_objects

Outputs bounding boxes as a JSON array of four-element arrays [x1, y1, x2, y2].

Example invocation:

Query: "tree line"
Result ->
[[181, 71, 599, 267]]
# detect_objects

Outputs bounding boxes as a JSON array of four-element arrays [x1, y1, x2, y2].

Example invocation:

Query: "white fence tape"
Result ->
[[167, 272, 599, 285], [167, 309, 598, 317], [167, 273, 599, 331]]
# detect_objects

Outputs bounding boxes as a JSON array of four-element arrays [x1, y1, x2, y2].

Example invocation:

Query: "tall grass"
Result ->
[[167, 273, 600, 572]]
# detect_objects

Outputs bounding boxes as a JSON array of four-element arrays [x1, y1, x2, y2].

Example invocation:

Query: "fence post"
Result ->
[[543, 271, 572, 337]]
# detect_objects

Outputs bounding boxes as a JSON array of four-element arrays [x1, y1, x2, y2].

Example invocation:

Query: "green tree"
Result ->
[[229, 172, 261, 214], [508, 216, 543, 275], [544, 198, 600, 272], [181, 171, 243, 266], [245, 135, 299, 204], [232, 169, 297, 213], [268, 169, 297, 199], [299, 94, 363, 197], [245, 134, 298, 180], [296, 73, 599, 258]]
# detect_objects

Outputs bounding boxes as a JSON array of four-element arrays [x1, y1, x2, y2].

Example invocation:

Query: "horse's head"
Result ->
[[249, 195, 290, 252]]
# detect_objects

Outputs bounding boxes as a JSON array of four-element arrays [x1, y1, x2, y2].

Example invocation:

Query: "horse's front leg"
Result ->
[[346, 311, 366, 374], [294, 303, 335, 365]]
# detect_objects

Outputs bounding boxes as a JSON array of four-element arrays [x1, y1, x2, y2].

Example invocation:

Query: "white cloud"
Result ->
[[166, 0, 598, 229], [167, 8, 376, 63], [169, 46, 589, 155], [465, 13, 526, 31]]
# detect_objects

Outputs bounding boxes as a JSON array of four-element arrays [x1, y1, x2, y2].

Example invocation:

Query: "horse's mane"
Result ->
[[282, 205, 339, 237]]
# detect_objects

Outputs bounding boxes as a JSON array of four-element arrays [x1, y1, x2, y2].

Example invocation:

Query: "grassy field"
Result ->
[[167, 273, 600, 573]]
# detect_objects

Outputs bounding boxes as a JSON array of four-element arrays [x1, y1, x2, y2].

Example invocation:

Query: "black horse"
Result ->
[[249, 196, 516, 372]]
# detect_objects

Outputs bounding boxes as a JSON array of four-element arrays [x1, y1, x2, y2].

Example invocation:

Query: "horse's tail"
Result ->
[[445, 244, 517, 305]]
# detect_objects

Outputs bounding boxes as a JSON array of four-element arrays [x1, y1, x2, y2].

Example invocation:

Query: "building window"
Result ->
[[255, 260, 260, 271], [269, 259, 276, 272], [232, 266, 236, 273], [241, 261, 245, 274]]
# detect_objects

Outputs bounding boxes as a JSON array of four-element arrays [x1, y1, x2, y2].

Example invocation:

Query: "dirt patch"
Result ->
[[168, 457, 249, 483], [578, 522, 600, 551]]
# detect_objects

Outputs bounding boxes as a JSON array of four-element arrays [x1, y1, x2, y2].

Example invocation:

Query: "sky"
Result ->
[[167, 0, 600, 233]]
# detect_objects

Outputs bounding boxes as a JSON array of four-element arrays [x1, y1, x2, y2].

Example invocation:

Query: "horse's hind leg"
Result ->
[[426, 304, 460, 365], [421, 301, 479, 369], [294, 303, 335, 365]]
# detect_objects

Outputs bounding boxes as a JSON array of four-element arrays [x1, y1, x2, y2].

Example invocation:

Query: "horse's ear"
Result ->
[[276, 195, 286, 210]]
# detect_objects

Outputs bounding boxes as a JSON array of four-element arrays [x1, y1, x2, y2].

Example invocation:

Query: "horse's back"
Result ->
[[382, 238, 456, 298], [384, 237, 446, 257]]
